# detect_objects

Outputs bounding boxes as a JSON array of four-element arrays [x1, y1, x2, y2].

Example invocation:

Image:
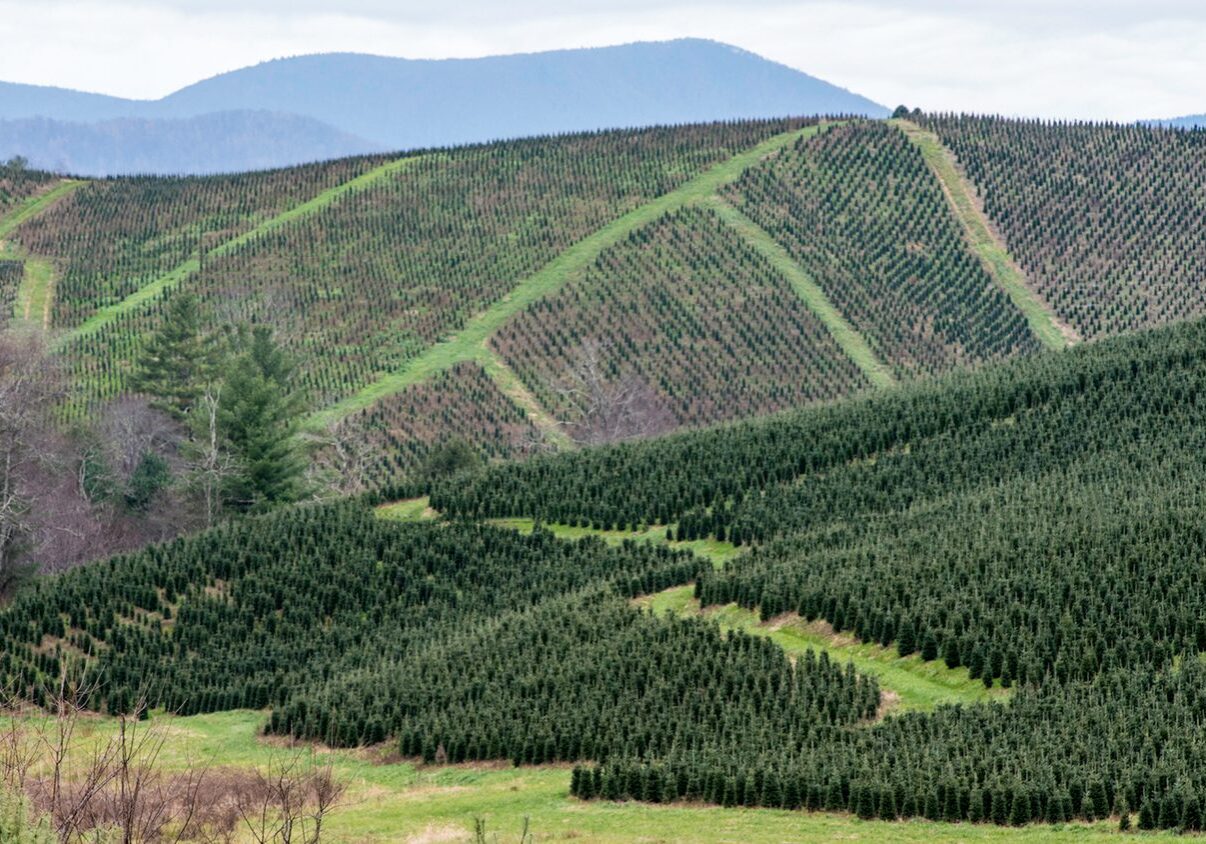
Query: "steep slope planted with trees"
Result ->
[[921, 114, 1206, 341], [492, 205, 870, 431], [723, 120, 1042, 379]]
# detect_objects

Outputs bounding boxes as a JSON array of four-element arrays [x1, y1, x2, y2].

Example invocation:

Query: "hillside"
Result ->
[[9, 313, 1206, 835], [9, 113, 1206, 490], [920, 113, 1206, 340], [0, 111, 382, 176], [0, 40, 887, 175], [0, 118, 1048, 467]]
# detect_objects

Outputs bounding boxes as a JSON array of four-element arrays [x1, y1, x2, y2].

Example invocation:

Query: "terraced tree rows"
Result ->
[[327, 360, 540, 490], [434, 316, 1206, 829], [50, 120, 814, 415], [0, 259, 21, 327], [0, 501, 879, 773], [13, 157, 393, 331], [491, 205, 871, 430], [921, 114, 1206, 341], [723, 120, 1041, 378]]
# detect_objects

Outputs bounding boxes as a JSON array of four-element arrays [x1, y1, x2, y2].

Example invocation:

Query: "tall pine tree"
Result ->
[[130, 292, 218, 419], [218, 327, 305, 511]]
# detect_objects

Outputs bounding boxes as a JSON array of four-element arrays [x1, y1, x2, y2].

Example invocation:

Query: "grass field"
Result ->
[[26, 709, 1154, 843], [894, 119, 1076, 350], [307, 124, 827, 429], [705, 196, 896, 389], [11, 257, 55, 328]]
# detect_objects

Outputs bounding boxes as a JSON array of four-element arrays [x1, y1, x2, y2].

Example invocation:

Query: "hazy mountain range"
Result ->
[[0, 39, 888, 176], [1149, 114, 1206, 129]]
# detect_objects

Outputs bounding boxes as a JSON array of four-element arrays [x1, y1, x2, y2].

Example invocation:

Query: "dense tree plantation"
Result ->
[[723, 120, 1041, 377], [922, 114, 1206, 341], [0, 502, 881, 780], [327, 361, 539, 491], [50, 119, 814, 413], [14, 112, 1206, 837], [432, 314, 1206, 534], [0, 259, 21, 323], [492, 205, 869, 429], [16, 155, 393, 329]]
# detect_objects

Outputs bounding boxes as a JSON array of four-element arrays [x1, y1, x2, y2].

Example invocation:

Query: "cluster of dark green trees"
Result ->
[[425, 317, 1206, 829], [121, 291, 306, 517], [921, 113, 1206, 341]]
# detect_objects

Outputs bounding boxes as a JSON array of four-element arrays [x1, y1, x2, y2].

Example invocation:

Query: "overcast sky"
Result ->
[[0, 0, 1202, 120]]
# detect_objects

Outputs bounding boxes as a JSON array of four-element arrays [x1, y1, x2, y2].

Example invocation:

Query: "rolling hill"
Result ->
[[0, 39, 887, 175], [8, 306, 1206, 835], [9, 112, 1206, 490]]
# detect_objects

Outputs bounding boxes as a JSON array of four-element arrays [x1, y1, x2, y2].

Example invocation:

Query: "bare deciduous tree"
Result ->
[[187, 388, 236, 530], [0, 333, 66, 592], [552, 341, 674, 446], [236, 749, 345, 844], [2, 671, 346, 843]]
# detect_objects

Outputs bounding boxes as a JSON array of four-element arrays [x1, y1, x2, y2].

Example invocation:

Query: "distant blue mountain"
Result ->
[[0, 40, 886, 174], [1148, 114, 1206, 129], [0, 111, 382, 177]]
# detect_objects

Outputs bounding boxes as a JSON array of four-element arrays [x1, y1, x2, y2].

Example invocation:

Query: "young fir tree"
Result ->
[[218, 326, 305, 511], [130, 292, 218, 419]]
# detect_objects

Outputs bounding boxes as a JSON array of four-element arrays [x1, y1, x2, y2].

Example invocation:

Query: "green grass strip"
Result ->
[[894, 119, 1076, 350], [639, 585, 1006, 713], [59, 156, 424, 348], [308, 125, 822, 429], [705, 195, 896, 389], [0, 179, 84, 243], [474, 346, 575, 450], [12, 258, 56, 328], [484, 516, 741, 568]]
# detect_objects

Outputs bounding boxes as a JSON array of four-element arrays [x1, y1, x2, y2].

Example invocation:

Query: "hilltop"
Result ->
[[0, 40, 887, 175]]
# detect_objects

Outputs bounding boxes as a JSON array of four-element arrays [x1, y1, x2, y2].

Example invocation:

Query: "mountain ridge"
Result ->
[[0, 40, 887, 174]]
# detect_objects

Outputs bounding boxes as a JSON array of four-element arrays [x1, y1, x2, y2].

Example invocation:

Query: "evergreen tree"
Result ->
[[217, 327, 305, 511], [130, 292, 218, 419]]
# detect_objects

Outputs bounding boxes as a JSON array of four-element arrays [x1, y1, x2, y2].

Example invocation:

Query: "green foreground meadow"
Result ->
[[28, 709, 1159, 843]]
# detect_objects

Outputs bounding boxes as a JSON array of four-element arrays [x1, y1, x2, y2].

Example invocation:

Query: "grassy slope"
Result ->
[[1, 180, 84, 329], [35, 703, 1145, 842], [59, 156, 422, 347], [893, 119, 1076, 350], [307, 124, 826, 430], [704, 195, 896, 388]]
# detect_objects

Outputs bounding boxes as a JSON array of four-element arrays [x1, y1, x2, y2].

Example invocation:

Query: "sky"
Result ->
[[0, 0, 1203, 120]]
